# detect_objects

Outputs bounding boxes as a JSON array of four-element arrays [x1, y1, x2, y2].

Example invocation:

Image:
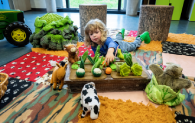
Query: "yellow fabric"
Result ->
[[31, 42, 84, 57], [124, 33, 195, 52], [78, 96, 176, 123], [167, 33, 195, 45]]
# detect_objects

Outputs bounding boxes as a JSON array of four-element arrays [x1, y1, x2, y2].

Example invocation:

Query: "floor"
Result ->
[[0, 11, 195, 66]]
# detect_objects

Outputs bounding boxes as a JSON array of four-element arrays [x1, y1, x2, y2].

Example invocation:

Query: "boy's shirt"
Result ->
[[91, 37, 119, 56]]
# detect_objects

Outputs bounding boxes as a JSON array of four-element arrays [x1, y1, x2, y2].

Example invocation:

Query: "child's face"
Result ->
[[89, 28, 101, 44]]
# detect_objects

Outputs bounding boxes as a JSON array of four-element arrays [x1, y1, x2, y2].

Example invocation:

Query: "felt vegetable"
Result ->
[[110, 63, 116, 70], [131, 63, 142, 76], [102, 60, 109, 67], [92, 68, 102, 77], [124, 53, 133, 67], [94, 53, 100, 63], [105, 67, 112, 75], [71, 63, 79, 69], [80, 57, 85, 69], [120, 63, 131, 76], [87, 55, 94, 65], [95, 45, 100, 56], [117, 48, 124, 60], [76, 68, 85, 77], [115, 62, 125, 73], [91, 57, 103, 73], [82, 50, 88, 62]]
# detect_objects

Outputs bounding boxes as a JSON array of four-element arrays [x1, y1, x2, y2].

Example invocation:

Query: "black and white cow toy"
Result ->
[[80, 82, 100, 120]]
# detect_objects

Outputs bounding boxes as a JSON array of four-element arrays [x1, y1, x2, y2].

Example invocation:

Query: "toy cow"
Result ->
[[80, 82, 100, 120]]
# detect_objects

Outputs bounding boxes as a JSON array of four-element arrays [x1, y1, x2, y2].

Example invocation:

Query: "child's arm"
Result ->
[[104, 37, 119, 64], [105, 48, 115, 64]]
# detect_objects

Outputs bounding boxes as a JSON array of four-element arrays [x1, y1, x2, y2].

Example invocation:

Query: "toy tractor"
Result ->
[[0, 9, 32, 47]]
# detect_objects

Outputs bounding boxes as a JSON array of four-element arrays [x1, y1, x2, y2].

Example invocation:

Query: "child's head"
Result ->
[[84, 19, 108, 47]]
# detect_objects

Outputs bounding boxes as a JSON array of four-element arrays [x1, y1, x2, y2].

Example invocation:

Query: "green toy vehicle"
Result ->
[[0, 9, 32, 46]]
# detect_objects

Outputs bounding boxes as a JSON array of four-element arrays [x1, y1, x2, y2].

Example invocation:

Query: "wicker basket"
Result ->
[[0, 73, 9, 99]]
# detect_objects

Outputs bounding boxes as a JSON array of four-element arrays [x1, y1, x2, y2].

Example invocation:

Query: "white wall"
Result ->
[[30, 0, 46, 8]]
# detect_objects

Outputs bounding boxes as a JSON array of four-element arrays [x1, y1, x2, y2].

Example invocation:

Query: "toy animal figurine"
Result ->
[[80, 82, 100, 120], [50, 63, 67, 90], [64, 44, 79, 64], [149, 63, 191, 92]]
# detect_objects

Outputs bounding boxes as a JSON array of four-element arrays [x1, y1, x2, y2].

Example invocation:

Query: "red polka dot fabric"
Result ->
[[78, 45, 95, 57], [0, 52, 65, 82]]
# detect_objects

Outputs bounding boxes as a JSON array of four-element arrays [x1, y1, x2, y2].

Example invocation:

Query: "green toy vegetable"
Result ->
[[82, 50, 88, 62], [87, 55, 94, 64], [92, 68, 102, 77], [95, 45, 100, 56], [124, 53, 133, 67], [94, 53, 100, 63], [110, 63, 116, 70], [145, 75, 185, 106], [117, 48, 124, 60], [76, 68, 85, 77], [80, 57, 85, 69], [91, 57, 103, 73], [71, 63, 79, 69], [120, 63, 131, 76], [131, 63, 142, 76]]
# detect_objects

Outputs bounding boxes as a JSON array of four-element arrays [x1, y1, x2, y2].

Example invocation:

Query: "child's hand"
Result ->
[[105, 48, 115, 65]]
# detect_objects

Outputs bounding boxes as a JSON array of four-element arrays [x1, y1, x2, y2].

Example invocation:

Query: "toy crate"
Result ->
[[64, 57, 151, 93]]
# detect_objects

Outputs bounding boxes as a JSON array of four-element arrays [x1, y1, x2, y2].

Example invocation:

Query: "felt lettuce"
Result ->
[[120, 63, 130, 76], [131, 63, 142, 76], [145, 75, 185, 106]]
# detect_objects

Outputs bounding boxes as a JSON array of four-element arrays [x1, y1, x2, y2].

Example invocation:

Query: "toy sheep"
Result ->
[[80, 82, 100, 120]]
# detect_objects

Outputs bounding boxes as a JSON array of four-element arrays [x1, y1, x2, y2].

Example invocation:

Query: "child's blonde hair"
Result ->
[[84, 19, 108, 47]]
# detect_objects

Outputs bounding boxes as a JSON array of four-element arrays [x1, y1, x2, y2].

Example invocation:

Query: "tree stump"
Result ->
[[79, 4, 107, 36], [138, 5, 174, 41]]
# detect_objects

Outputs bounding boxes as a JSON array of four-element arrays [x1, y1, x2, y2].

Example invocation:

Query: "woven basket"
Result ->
[[0, 73, 9, 99]]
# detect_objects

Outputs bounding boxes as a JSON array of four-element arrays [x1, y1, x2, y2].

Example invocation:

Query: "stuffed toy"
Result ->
[[145, 63, 192, 106], [149, 63, 191, 92], [50, 63, 67, 90], [64, 44, 79, 64], [80, 82, 100, 120]]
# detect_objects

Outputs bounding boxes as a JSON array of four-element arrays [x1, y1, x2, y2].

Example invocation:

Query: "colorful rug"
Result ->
[[0, 52, 65, 82], [0, 78, 32, 110], [0, 83, 81, 123], [132, 49, 163, 70]]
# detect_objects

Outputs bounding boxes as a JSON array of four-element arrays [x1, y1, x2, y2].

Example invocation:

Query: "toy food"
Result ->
[[76, 68, 85, 77], [105, 67, 112, 75], [92, 68, 102, 77]]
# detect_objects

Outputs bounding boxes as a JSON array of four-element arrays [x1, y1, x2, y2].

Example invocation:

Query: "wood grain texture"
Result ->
[[138, 5, 174, 41]]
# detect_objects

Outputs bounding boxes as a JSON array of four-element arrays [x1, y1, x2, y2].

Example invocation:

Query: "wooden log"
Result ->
[[79, 4, 107, 36], [138, 5, 174, 41]]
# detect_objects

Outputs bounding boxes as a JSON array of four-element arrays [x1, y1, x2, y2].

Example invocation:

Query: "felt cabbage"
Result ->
[[120, 63, 131, 76], [131, 63, 142, 76], [145, 75, 185, 106]]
